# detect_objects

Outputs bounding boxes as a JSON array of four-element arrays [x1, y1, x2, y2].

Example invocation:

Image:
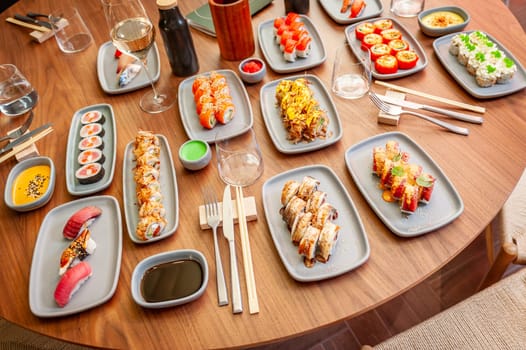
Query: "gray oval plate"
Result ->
[[344, 131, 464, 237], [433, 30, 526, 99], [96, 41, 160, 95], [319, 0, 383, 25], [344, 17, 429, 80], [178, 69, 253, 143], [123, 134, 179, 244], [262, 165, 370, 282], [257, 15, 327, 74], [65, 103, 117, 196], [29, 195, 122, 317], [259, 74, 342, 154]]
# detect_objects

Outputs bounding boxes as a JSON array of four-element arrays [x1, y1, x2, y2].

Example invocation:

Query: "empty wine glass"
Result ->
[[0, 64, 38, 118], [101, 0, 175, 113]]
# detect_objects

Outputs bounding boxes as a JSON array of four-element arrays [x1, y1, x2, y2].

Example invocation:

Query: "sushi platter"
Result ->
[[65, 104, 117, 196], [319, 0, 383, 25], [344, 132, 464, 237]]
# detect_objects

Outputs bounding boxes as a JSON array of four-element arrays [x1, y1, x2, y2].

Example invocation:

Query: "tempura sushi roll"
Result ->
[[372, 146, 386, 176], [62, 206, 102, 240], [54, 261, 92, 307], [290, 211, 312, 245], [298, 225, 321, 268], [281, 180, 300, 206], [306, 190, 327, 214], [136, 215, 167, 240], [313, 202, 338, 229], [215, 99, 235, 124], [79, 123, 104, 138], [78, 148, 105, 166], [59, 228, 97, 276], [316, 221, 340, 263], [297, 176, 320, 200], [75, 163, 105, 185], [79, 136, 104, 151], [401, 184, 419, 214], [80, 110, 105, 125], [282, 195, 307, 228]]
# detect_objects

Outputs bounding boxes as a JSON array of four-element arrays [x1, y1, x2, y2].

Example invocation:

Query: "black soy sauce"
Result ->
[[140, 259, 203, 303]]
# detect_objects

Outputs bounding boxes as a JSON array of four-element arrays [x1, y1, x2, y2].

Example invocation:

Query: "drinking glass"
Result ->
[[101, 0, 175, 113], [0, 64, 38, 118], [331, 43, 371, 99], [390, 0, 425, 17]]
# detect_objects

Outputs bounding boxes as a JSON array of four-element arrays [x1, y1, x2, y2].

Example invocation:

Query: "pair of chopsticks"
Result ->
[[375, 80, 486, 114], [0, 126, 54, 164], [235, 186, 259, 314]]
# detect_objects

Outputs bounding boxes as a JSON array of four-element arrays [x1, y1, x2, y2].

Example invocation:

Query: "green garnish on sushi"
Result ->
[[503, 57, 515, 68]]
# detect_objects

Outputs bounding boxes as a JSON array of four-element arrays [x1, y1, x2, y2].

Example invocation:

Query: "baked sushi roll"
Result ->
[[281, 180, 300, 206], [313, 202, 338, 229], [290, 211, 313, 245], [281, 195, 307, 228], [78, 148, 105, 166], [316, 221, 340, 263], [466, 51, 488, 76], [79, 123, 104, 138], [497, 57, 517, 84], [306, 190, 327, 214], [475, 63, 498, 87], [372, 146, 386, 176], [298, 225, 321, 268], [401, 184, 419, 214], [417, 173, 436, 203], [59, 228, 96, 276], [75, 163, 105, 184], [80, 110, 105, 125], [297, 176, 320, 200]]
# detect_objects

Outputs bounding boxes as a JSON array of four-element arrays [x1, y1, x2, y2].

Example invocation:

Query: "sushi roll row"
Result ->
[[133, 131, 167, 241], [449, 31, 517, 87], [372, 140, 436, 214], [76, 110, 106, 185], [192, 71, 235, 129], [272, 12, 312, 62], [280, 176, 340, 268]]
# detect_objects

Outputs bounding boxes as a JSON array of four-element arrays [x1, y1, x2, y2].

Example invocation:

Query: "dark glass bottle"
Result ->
[[157, 0, 199, 77]]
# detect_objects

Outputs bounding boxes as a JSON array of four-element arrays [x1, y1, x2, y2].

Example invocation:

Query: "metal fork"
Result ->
[[0, 111, 34, 143], [203, 188, 229, 306], [369, 92, 469, 136]]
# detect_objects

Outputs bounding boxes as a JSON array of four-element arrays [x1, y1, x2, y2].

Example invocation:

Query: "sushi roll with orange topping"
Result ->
[[417, 173, 436, 203], [401, 184, 419, 214], [79, 136, 104, 151], [283, 39, 297, 62], [78, 148, 105, 166], [296, 35, 312, 58], [80, 110, 105, 125], [75, 163, 105, 184]]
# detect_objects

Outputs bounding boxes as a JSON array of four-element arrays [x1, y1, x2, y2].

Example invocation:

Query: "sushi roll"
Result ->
[[75, 163, 105, 185], [417, 173, 436, 203], [59, 228, 97, 276], [372, 146, 386, 176], [79, 135, 104, 151], [62, 206, 102, 240], [283, 39, 297, 62], [282, 195, 307, 228], [475, 63, 498, 87], [497, 57, 517, 84], [467, 51, 487, 76], [136, 214, 167, 240], [295, 36, 311, 58], [78, 148, 105, 166], [380, 158, 395, 188], [215, 99, 235, 124], [80, 110, 105, 125], [297, 176, 320, 200], [401, 184, 419, 214], [306, 190, 327, 214], [381, 28, 402, 44], [79, 123, 104, 138], [457, 42, 477, 66], [281, 180, 300, 206], [290, 211, 312, 245], [313, 202, 338, 229], [316, 221, 340, 263], [284, 12, 300, 26], [373, 19, 393, 34], [54, 261, 92, 307], [298, 225, 321, 268], [390, 174, 408, 200]]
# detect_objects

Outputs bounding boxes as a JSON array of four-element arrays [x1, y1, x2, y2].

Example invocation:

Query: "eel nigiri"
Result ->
[[59, 228, 97, 276], [63, 206, 102, 240], [54, 261, 92, 307]]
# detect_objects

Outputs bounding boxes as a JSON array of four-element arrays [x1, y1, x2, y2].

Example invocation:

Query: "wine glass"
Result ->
[[0, 64, 38, 118], [101, 0, 175, 114]]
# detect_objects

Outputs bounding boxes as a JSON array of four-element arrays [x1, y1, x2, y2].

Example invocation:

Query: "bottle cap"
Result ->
[[157, 0, 178, 10]]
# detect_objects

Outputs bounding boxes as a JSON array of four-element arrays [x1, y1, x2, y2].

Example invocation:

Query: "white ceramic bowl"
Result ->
[[4, 156, 56, 212], [131, 249, 209, 309], [178, 139, 211, 171], [418, 6, 470, 37], [238, 57, 266, 84]]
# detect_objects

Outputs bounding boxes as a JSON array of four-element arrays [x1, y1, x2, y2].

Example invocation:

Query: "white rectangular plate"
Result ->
[[178, 69, 253, 143], [258, 15, 327, 74], [66, 103, 116, 196], [433, 31, 526, 99], [319, 0, 383, 25], [262, 165, 370, 282], [123, 134, 179, 244], [259, 74, 342, 154], [344, 131, 464, 237], [29, 196, 122, 317], [96, 41, 160, 95], [344, 17, 428, 80]]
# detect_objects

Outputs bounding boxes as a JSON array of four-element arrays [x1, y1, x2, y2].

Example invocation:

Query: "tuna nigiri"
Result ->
[[54, 261, 92, 307], [63, 206, 102, 240]]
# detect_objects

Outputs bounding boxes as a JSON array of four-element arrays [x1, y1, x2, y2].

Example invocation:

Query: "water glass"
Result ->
[[0, 64, 38, 118], [331, 43, 371, 100], [390, 0, 425, 17], [50, 7, 93, 53]]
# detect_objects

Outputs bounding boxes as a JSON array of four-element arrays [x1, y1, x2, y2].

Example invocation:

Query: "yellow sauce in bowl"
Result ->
[[12, 164, 51, 205], [421, 11, 464, 28]]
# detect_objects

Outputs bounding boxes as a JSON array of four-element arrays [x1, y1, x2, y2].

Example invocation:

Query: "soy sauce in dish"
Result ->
[[140, 259, 203, 302]]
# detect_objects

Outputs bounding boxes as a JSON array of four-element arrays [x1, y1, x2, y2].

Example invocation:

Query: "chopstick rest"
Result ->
[[198, 196, 257, 229], [378, 90, 405, 126], [0, 126, 53, 164]]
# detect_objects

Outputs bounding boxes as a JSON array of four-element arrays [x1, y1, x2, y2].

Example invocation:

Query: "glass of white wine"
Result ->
[[0, 64, 38, 118], [101, 0, 175, 114]]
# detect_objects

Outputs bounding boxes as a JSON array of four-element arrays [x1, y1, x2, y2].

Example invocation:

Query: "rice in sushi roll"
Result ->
[[75, 163, 105, 184], [295, 36, 312, 58], [79, 136, 104, 151], [467, 51, 487, 76], [80, 110, 105, 125], [497, 57, 517, 84], [78, 148, 105, 165], [54, 261, 92, 307], [475, 63, 498, 87], [79, 123, 105, 138], [283, 39, 297, 62]]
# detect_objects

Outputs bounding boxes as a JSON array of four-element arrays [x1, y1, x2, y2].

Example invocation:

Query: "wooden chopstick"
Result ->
[[374, 80, 486, 114], [235, 185, 259, 314], [0, 127, 53, 164], [6, 17, 51, 32]]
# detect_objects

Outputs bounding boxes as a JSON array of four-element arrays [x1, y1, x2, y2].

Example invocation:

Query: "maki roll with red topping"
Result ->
[[417, 173, 436, 203], [79, 123, 104, 138], [78, 148, 105, 165], [79, 136, 104, 151], [401, 184, 419, 214], [80, 110, 105, 125], [75, 163, 105, 184]]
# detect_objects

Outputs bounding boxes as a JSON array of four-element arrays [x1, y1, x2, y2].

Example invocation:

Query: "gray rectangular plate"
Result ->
[[257, 15, 327, 74], [178, 69, 253, 143], [262, 165, 370, 282], [433, 31, 526, 99], [344, 131, 463, 237], [123, 134, 179, 244], [66, 103, 116, 196], [29, 195, 122, 317], [259, 74, 342, 154], [319, 0, 383, 25], [344, 17, 428, 80]]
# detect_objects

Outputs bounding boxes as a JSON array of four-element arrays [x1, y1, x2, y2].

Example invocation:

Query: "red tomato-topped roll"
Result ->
[[355, 22, 375, 41], [418, 173, 436, 203]]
